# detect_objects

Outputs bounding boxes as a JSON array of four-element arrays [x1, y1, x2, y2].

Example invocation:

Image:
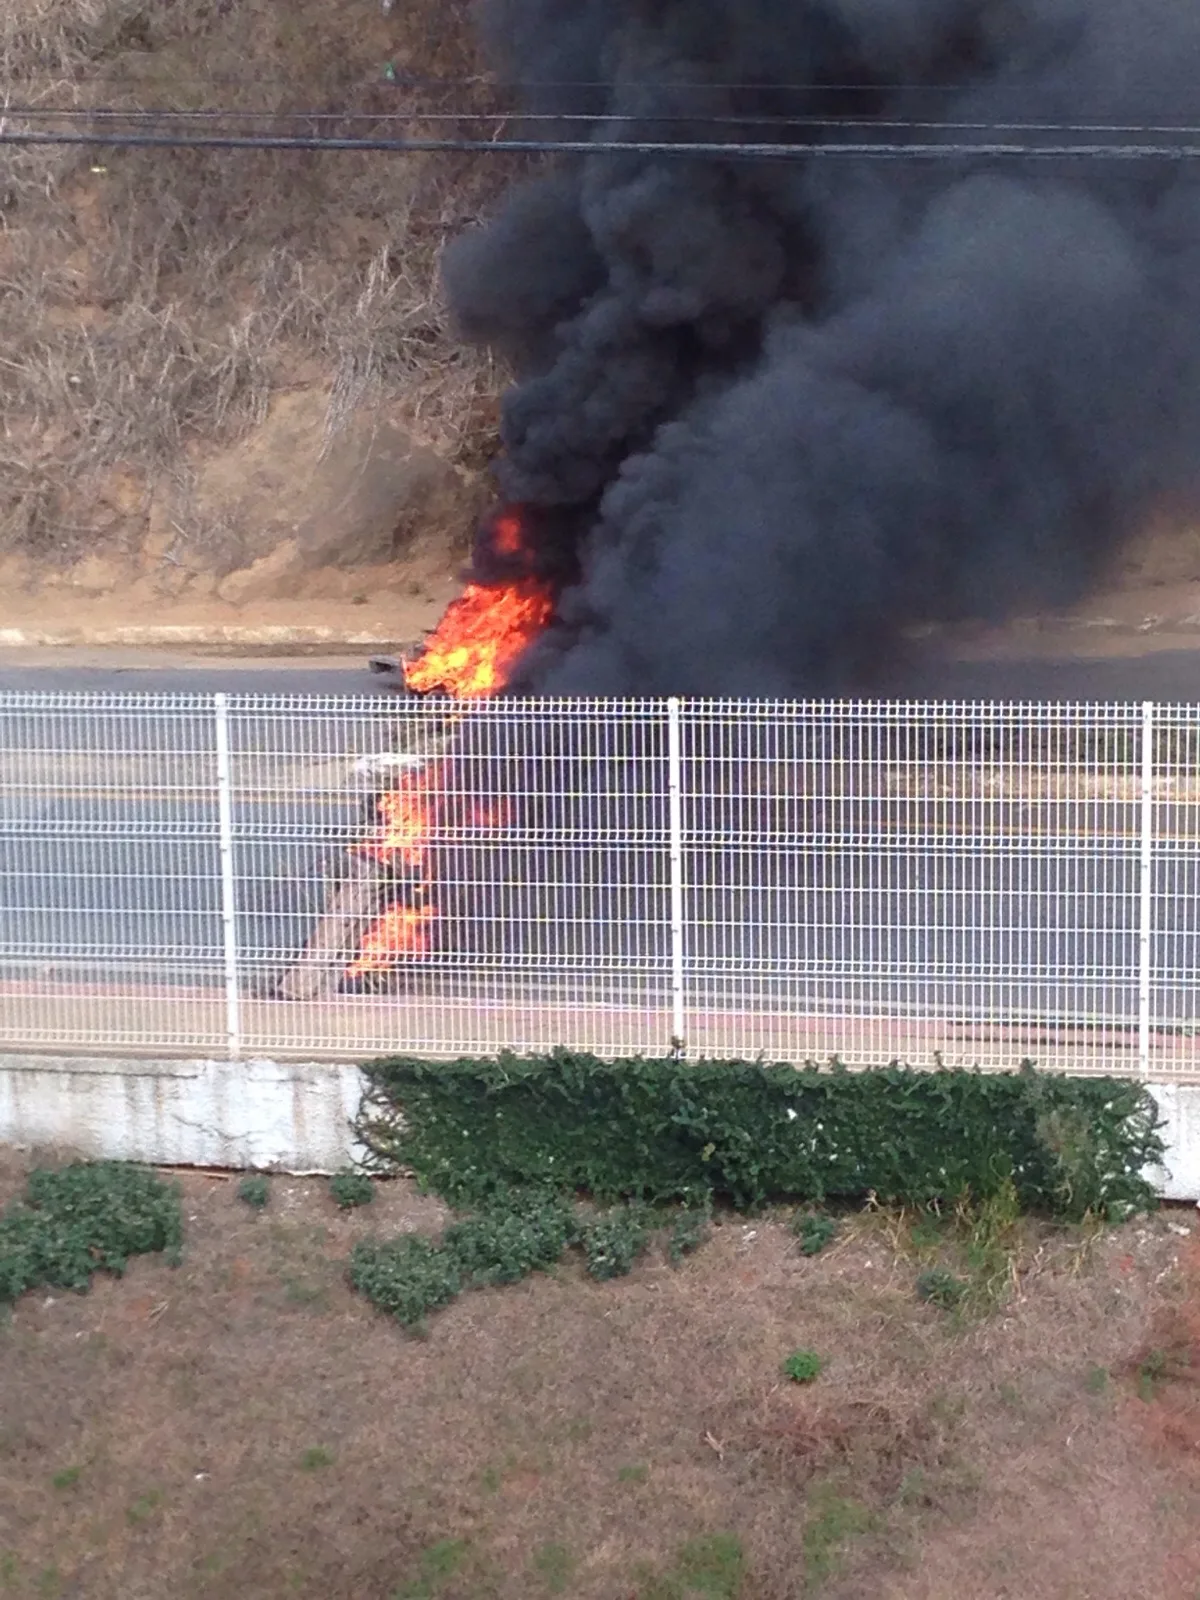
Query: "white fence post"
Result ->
[[213, 693, 242, 1059], [1138, 700, 1155, 1079], [666, 696, 686, 1054]]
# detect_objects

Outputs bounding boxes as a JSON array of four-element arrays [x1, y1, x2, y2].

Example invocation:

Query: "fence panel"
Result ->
[[0, 692, 229, 1051], [0, 691, 1195, 1075], [679, 700, 1149, 1073], [223, 694, 675, 1058], [1147, 703, 1200, 1077]]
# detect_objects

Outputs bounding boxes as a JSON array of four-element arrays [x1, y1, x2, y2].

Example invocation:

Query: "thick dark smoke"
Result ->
[[442, 0, 1200, 694]]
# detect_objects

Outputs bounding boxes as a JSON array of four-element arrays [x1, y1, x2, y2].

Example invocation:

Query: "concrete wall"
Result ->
[[0, 1054, 366, 1173], [1, 1053, 1198, 1198]]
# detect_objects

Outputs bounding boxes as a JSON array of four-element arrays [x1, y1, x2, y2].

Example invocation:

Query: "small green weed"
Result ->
[[1085, 1364, 1110, 1395], [582, 1205, 651, 1281], [897, 1467, 932, 1507], [237, 1175, 270, 1211], [1137, 1349, 1168, 1402], [961, 1180, 1021, 1308], [908, 1208, 946, 1251], [392, 1537, 469, 1599], [802, 1486, 872, 1588], [282, 1276, 328, 1310], [126, 1489, 162, 1525], [50, 1466, 81, 1491], [916, 1268, 969, 1311], [783, 1349, 824, 1384], [676, 1533, 745, 1598], [329, 1170, 374, 1210], [300, 1447, 333, 1471], [0, 1162, 182, 1305], [667, 1206, 712, 1265], [792, 1210, 837, 1257], [34, 1568, 61, 1599], [351, 1192, 578, 1331], [618, 1462, 649, 1484], [636, 1533, 746, 1600], [532, 1542, 574, 1594]]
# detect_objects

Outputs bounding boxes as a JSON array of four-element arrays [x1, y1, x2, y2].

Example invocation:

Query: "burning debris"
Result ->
[[280, 507, 553, 995], [402, 578, 554, 698]]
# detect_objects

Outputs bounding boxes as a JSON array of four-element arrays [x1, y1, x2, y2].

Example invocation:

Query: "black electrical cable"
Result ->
[[10, 106, 1200, 136], [1, 128, 1199, 159]]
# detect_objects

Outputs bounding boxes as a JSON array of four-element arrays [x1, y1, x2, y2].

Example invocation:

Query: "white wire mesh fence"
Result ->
[[0, 691, 1196, 1077]]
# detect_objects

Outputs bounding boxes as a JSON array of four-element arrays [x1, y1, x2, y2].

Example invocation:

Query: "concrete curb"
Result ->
[[1, 1053, 1198, 1195], [0, 625, 407, 653]]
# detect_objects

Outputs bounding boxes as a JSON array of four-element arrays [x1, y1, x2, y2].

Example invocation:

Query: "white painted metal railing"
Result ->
[[1, 691, 1197, 1077]]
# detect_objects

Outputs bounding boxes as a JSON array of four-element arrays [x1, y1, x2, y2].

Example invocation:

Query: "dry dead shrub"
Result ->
[[746, 1392, 959, 1501], [0, 0, 508, 561]]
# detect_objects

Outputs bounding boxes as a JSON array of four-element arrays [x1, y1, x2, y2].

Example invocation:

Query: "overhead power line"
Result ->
[[2, 127, 1200, 159], [10, 106, 1200, 137]]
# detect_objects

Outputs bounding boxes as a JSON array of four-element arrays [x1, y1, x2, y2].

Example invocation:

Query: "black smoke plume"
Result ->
[[442, 0, 1200, 695]]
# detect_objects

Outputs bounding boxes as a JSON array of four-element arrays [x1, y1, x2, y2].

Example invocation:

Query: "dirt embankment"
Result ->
[[0, 0, 506, 643]]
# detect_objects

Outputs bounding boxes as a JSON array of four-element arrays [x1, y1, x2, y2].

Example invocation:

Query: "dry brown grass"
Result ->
[[3, 1146, 1200, 1600], [0, 0, 506, 564]]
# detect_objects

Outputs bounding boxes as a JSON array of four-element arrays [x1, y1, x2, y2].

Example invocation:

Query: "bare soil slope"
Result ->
[[0, 0, 504, 638]]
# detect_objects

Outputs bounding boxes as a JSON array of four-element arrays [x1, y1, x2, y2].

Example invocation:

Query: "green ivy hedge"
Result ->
[[356, 1052, 1164, 1221]]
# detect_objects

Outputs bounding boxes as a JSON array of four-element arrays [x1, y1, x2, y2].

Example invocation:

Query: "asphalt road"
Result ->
[[2, 644, 1200, 1052], [5, 639, 1200, 699]]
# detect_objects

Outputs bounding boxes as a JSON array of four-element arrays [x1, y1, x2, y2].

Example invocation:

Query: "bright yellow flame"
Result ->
[[403, 579, 553, 698]]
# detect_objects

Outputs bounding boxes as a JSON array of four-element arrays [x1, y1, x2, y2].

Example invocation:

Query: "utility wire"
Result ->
[[10, 105, 1200, 136], [0, 71, 1028, 92], [2, 128, 1199, 159]]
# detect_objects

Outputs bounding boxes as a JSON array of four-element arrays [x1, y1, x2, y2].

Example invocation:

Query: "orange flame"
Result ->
[[491, 510, 524, 557], [346, 903, 436, 974], [402, 578, 553, 698], [346, 507, 551, 981], [353, 774, 439, 871]]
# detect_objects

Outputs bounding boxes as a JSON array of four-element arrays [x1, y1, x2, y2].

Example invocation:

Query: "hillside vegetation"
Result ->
[[0, 0, 505, 617]]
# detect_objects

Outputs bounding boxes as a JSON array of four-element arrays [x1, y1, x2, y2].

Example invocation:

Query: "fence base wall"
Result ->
[[1, 1053, 1199, 1199], [0, 1054, 366, 1174]]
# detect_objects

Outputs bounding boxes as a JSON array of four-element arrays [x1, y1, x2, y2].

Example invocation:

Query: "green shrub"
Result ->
[[782, 1349, 824, 1384], [916, 1268, 969, 1311], [441, 1194, 578, 1285], [357, 1052, 1161, 1221], [350, 1192, 577, 1330], [329, 1170, 374, 1211], [0, 1209, 45, 1303], [0, 1162, 182, 1304], [350, 1235, 463, 1331], [792, 1210, 838, 1256], [666, 1205, 712, 1265], [237, 1175, 270, 1211], [582, 1206, 651, 1281]]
